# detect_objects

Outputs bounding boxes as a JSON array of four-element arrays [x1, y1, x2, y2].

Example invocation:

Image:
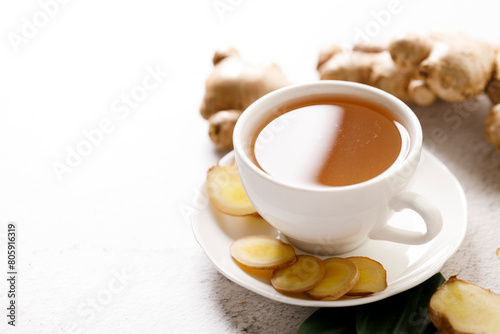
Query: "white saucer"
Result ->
[[192, 149, 467, 307]]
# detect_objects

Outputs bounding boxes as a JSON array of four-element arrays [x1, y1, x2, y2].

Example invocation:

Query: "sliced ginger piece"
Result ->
[[346, 257, 387, 296], [307, 257, 359, 300], [428, 276, 500, 334], [271, 255, 325, 293], [230, 235, 296, 270], [206, 164, 257, 216]]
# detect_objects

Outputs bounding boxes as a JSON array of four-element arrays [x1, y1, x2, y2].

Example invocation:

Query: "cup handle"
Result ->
[[368, 191, 443, 245]]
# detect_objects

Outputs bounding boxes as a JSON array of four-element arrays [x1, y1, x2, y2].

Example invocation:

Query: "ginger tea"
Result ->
[[250, 97, 409, 187]]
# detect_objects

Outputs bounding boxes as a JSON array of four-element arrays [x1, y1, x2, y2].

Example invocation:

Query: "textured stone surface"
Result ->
[[2, 1, 500, 333]]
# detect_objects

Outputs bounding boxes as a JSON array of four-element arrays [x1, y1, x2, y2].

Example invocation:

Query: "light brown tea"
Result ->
[[250, 97, 409, 187]]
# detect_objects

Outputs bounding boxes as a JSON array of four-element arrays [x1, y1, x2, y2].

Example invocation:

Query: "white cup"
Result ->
[[233, 81, 442, 255]]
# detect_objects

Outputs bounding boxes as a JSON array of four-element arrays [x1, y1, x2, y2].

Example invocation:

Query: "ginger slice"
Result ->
[[206, 164, 257, 216], [271, 255, 325, 293], [230, 235, 296, 270], [346, 257, 387, 296], [307, 257, 359, 300], [428, 276, 500, 333]]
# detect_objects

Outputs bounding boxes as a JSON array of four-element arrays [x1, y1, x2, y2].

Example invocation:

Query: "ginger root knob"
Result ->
[[208, 110, 242, 150], [200, 49, 289, 120], [485, 104, 500, 152]]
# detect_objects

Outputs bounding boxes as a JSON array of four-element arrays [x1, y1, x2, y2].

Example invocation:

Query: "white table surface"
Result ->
[[1, 1, 500, 333]]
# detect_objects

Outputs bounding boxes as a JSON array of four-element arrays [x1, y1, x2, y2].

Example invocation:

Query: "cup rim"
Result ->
[[233, 81, 423, 192]]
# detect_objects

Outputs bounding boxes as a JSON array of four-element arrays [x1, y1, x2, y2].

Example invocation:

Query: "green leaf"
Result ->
[[297, 272, 445, 334], [297, 307, 357, 334]]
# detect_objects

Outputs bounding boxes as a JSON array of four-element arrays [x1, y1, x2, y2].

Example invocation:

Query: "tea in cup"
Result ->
[[233, 81, 442, 255]]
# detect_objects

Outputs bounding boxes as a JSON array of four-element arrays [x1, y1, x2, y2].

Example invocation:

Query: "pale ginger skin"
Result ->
[[485, 104, 500, 150], [319, 32, 500, 152], [391, 33, 500, 152], [485, 51, 500, 151], [318, 33, 497, 105], [208, 110, 242, 150], [390, 33, 497, 102], [200, 47, 289, 149], [200, 47, 289, 120], [387, 33, 434, 68], [486, 51, 500, 105], [317, 44, 436, 106]]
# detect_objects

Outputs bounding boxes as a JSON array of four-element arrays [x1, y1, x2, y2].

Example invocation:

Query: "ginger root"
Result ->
[[200, 47, 289, 149], [485, 52, 500, 151], [208, 110, 242, 150], [317, 41, 437, 106], [486, 51, 500, 105], [318, 32, 500, 152], [389, 33, 497, 102], [485, 104, 500, 150], [318, 33, 497, 106], [428, 275, 500, 333], [199, 35, 500, 152]]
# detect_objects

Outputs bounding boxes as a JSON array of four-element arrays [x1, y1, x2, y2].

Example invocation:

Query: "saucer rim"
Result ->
[[191, 149, 467, 307]]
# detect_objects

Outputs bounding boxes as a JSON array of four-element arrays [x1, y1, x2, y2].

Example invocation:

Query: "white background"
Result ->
[[1, 0, 500, 333]]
